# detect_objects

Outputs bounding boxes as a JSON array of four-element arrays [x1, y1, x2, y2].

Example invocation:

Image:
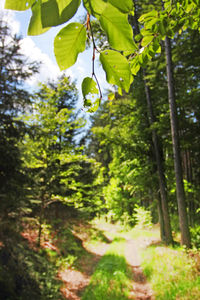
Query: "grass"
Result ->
[[92, 217, 160, 241], [141, 245, 200, 300], [81, 239, 133, 300]]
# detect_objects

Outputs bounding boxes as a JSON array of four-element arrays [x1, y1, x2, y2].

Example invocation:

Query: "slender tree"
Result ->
[[131, 0, 173, 244], [164, 36, 191, 247]]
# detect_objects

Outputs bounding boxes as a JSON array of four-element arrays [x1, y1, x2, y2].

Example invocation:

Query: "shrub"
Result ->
[[133, 205, 152, 229]]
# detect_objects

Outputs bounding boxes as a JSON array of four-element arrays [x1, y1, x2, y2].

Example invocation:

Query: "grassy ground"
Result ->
[[141, 244, 200, 300], [81, 239, 133, 300], [19, 216, 200, 300]]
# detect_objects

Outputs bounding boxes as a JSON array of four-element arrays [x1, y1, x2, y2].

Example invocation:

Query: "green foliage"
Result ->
[[28, 0, 49, 35], [0, 18, 39, 240], [190, 225, 200, 249], [100, 50, 132, 92], [41, 0, 81, 27], [99, 3, 136, 51], [133, 205, 152, 229], [141, 246, 200, 300], [82, 77, 100, 112], [54, 23, 87, 70], [5, 0, 200, 106], [0, 241, 63, 300]]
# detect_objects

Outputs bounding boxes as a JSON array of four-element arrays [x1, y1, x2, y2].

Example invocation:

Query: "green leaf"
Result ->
[[82, 77, 99, 100], [100, 50, 132, 92], [108, 0, 133, 13], [131, 59, 140, 75], [41, 0, 81, 28], [139, 10, 158, 23], [4, 0, 35, 10], [28, 0, 50, 35], [83, 0, 107, 18], [100, 3, 137, 51], [54, 23, 86, 70], [87, 99, 101, 112], [141, 35, 154, 47], [82, 77, 100, 112]]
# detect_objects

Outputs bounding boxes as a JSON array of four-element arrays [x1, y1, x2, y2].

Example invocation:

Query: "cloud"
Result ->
[[20, 37, 64, 86]]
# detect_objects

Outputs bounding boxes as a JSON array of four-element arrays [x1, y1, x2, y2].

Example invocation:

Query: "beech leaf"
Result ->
[[54, 23, 86, 70], [100, 50, 132, 92], [100, 3, 137, 51], [28, 0, 50, 35], [4, 0, 35, 10], [41, 0, 81, 28], [108, 0, 133, 13]]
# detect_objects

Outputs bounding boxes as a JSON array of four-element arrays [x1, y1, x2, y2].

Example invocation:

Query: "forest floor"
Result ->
[[57, 220, 159, 300], [21, 217, 200, 299]]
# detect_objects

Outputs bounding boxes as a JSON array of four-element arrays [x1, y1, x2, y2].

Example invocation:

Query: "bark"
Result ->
[[157, 193, 165, 241], [132, 0, 173, 244], [144, 75, 173, 244], [164, 36, 191, 247]]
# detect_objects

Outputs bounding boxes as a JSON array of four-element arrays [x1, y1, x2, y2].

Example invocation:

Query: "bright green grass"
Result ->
[[141, 246, 200, 300], [92, 217, 160, 241], [81, 240, 133, 300]]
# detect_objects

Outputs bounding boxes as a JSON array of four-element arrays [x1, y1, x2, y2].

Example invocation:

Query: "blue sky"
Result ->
[[1, 0, 109, 107]]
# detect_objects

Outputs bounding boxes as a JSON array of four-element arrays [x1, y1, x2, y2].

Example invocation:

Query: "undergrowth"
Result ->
[[141, 245, 200, 300]]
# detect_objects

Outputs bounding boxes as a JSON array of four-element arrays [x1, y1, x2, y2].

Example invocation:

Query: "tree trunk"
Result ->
[[144, 75, 173, 244], [164, 36, 191, 247], [157, 193, 165, 241], [132, 0, 173, 244]]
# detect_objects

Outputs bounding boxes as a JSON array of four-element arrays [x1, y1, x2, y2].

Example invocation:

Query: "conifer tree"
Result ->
[[0, 17, 39, 240]]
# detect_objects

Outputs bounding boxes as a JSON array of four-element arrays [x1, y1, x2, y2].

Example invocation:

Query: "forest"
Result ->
[[1, 0, 200, 299]]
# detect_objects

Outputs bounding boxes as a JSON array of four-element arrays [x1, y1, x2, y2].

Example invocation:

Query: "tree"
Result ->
[[5, 0, 200, 247], [0, 17, 39, 241], [164, 36, 191, 247], [22, 76, 102, 244], [131, 0, 173, 244]]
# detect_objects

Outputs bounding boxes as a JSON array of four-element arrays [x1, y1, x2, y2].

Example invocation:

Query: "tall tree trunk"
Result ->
[[157, 193, 165, 241], [164, 36, 191, 247], [132, 0, 173, 244], [144, 76, 173, 244]]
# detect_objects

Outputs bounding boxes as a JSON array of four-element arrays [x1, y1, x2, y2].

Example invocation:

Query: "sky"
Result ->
[[0, 0, 109, 108]]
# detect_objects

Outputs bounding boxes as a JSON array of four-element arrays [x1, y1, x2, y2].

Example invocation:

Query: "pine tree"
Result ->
[[0, 17, 39, 240]]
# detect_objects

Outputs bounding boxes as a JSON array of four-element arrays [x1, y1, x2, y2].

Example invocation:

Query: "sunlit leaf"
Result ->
[[28, 0, 50, 35], [82, 77, 100, 112], [100, 3, 137, 51], [41, 0, 81, 27], [83, 0, 107, 18], [54, 23, 86, 70], [82, 77, 99, 99], [139, 10, 158, 23], [108, 0, 133, 13], [141, 35, 154, 47], [5, 0, 35, 10], [100, 50, 132, 92], [87, 99, 101, 112]]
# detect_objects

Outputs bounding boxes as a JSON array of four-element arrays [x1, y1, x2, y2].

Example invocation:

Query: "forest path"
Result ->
[[60, 221, 159, 300], [124, 237, 155, 300]]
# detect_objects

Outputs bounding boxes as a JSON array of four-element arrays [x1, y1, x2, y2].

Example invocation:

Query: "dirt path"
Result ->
[[59, 239, 110, 299], [59, 224, 158, 300], [124, 238, 155, 300]]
